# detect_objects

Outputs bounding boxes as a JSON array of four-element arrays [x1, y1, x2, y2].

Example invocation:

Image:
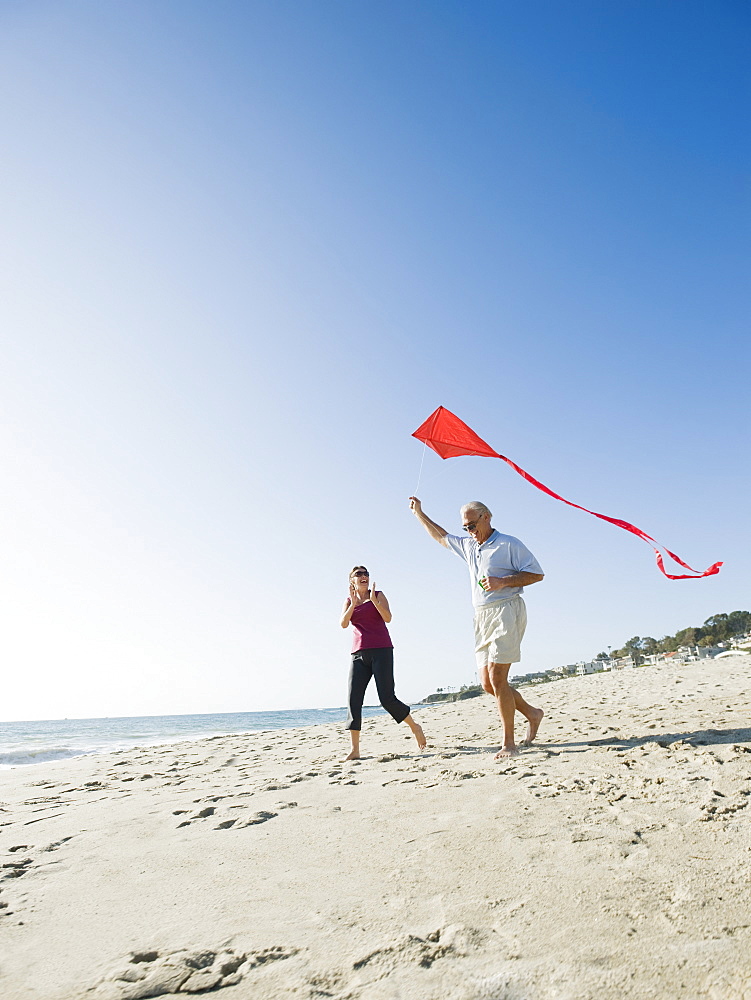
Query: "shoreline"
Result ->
[[0, 705, 434, 772], [2, 655, 750, 999]]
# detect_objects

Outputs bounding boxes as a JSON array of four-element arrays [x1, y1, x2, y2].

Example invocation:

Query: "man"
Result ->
[[409, 497, 544, 758]]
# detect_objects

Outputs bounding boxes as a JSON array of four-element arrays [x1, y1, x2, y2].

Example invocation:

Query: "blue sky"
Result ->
[[1, 1, 748, 721]]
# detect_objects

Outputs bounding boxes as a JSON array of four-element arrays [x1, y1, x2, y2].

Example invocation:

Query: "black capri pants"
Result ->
[[346, 647, 410, 731]]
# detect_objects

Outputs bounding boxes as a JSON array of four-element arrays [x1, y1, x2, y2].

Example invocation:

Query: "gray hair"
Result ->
[[461, 501, 492, 519]]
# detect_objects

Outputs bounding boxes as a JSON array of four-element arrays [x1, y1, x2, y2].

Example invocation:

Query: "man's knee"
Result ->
[[487, 662, 512, 690], [477, 667, 493, 695]]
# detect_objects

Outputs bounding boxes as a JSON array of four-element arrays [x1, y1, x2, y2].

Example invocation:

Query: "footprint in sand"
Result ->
[[349, 925, 482, 983], [2, 857, 33, 879], [1, 846, 48, 921], [2, 833, 74, 898], [243, 810, 278, 826], [42, 836, 73, 853], [91, 945, 297, 998], [177, 805, 279, 829], [176, 805, 216, 828], [700, 791, 750, 822]]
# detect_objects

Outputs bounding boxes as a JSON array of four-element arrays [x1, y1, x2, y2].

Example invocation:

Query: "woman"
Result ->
[[340, 565, 426, 760]]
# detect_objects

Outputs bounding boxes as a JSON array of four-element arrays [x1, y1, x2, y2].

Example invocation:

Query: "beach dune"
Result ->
[[2, 654, 750, 1000]]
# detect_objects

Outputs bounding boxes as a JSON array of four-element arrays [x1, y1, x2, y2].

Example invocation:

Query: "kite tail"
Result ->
[[497, 454, 723, 581]]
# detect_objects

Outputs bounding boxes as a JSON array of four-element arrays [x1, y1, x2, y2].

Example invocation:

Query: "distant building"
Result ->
[[609, 657, 635, 670], [550, 664, 577, 676], [677, 645, 700, 661]]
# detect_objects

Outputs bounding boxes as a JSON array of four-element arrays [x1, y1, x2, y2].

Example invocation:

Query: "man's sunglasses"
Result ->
[[462, 519, 482, 532], [353, 570, 369, 577]]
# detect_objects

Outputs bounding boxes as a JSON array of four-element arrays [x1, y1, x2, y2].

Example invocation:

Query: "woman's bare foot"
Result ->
[[403, 713, 427, 750], [344, 750, 361, 761], [520, 707, 544, 746], [494, 744, 519, 759]]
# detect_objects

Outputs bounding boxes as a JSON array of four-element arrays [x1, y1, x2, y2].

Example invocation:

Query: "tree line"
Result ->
[[600, 611, 751, 663]]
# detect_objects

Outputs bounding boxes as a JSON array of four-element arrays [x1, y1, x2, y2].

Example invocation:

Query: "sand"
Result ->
[[1, 654, 750, 1000]]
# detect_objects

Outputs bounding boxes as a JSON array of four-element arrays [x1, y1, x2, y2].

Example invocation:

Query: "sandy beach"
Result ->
[[2, 654, 750, 1000]]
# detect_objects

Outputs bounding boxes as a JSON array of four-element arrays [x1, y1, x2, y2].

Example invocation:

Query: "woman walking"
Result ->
[[340, 566, 426, 760]]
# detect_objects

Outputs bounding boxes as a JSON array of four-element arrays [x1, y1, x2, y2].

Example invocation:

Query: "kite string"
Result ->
[[413, 439, 428, 497]]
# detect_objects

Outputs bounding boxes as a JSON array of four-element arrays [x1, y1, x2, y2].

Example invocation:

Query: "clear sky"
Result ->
[[1, 1, 748, 721]]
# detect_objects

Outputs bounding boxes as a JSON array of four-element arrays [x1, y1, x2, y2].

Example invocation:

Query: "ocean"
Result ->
[[0, 705, 427, 769]]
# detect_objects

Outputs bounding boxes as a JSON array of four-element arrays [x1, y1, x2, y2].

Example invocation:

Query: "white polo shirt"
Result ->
[[444, 529, 543, 609]]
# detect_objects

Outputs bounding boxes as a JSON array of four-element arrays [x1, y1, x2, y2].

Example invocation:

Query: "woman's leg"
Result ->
[[371, 648, 426, 750], [346, 729, 361, 761], [345, 652, 371, 759]]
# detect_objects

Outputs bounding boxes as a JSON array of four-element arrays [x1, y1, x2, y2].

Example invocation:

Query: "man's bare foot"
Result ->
[[520, 707, 544, 746], [411, 723, 427, 750], [344, 750, 361, 761], [494, 745, 519, 759]]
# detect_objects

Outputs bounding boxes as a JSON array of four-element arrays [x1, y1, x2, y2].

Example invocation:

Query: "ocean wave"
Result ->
[[0, 746, 92, 768], [0, 705, 402, 769]]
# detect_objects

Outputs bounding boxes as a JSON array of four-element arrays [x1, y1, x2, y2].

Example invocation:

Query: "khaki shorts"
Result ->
[[474, 595, 527, 668]]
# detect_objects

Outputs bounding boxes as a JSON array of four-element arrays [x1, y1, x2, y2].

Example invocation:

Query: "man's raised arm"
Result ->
[[409, 497, 450, 548]]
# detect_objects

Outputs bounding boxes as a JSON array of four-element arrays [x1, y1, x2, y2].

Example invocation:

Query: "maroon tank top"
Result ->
[[348, 596, 393, 652]]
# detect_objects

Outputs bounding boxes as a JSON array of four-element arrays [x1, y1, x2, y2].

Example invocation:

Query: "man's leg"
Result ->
[[479, 663, 544, 748], [487, 662, 518, 756], [514, 688, 544, 746]]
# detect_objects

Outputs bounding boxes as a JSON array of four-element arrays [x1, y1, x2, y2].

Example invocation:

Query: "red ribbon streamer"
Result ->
[[412, 406, 722, 580]]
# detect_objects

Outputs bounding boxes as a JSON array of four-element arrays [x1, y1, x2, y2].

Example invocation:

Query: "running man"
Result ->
[[409, 498, 544, 758]]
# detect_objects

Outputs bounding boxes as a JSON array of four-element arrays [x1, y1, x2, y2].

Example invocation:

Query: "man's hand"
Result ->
[[409, 496, 450, 547]]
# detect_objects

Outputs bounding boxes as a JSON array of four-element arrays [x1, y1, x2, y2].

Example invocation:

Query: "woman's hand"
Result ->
[[349, 582, 364, 606], [370, 587, 392, 623]]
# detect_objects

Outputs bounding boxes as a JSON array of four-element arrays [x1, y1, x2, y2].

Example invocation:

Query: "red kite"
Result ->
[[412, 406, 722, 580]]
